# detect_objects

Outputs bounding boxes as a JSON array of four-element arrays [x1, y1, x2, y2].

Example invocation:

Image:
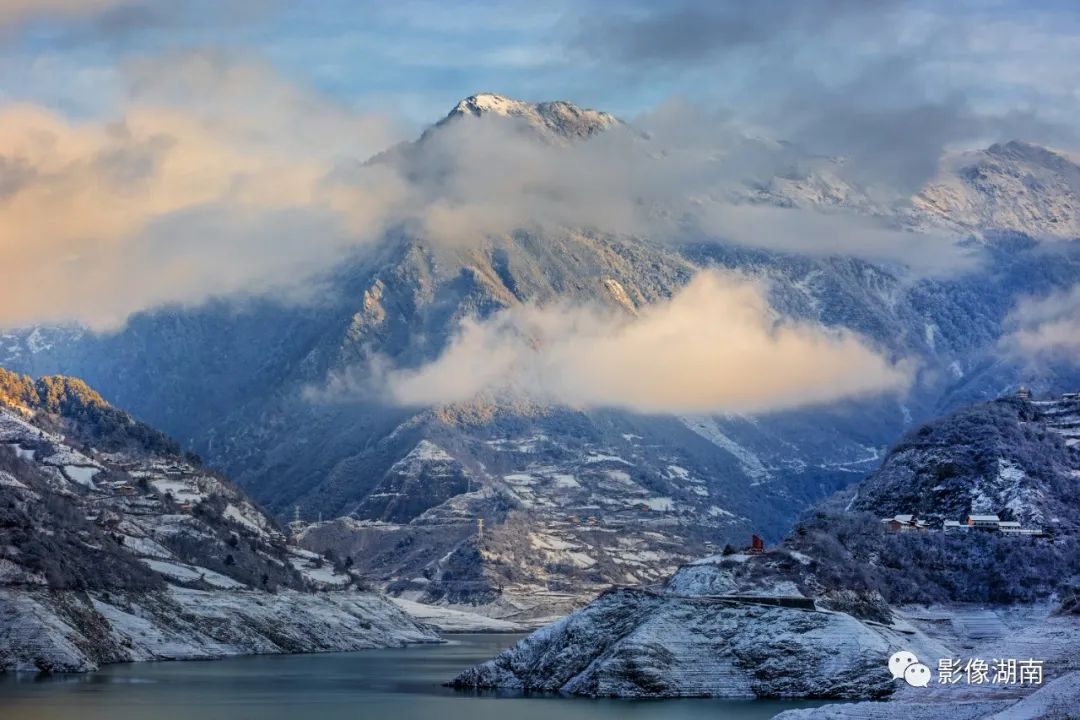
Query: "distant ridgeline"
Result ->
[[0, 367, 181, 457]]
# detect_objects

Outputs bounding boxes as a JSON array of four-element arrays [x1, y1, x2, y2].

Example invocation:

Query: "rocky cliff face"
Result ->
[[0, 368, 437, 673], [0, 587, 435, 673]]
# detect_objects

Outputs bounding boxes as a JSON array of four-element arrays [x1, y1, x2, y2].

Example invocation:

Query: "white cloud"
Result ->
[[0, 54, 977, 332], [1002, 284, 1080, 361], [696, 204, 979, 275], [367, 270, 912, 414]]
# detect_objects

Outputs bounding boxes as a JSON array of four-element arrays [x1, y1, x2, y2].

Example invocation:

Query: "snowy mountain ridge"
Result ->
[[913, 140, 1080, 239]]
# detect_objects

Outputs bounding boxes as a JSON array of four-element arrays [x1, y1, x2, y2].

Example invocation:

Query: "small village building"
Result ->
[[881, 514, 926, 532], [1016, 387, 1031, 401], [967, 514, 1001, 531], [943, 520, 968, 533], [750, 534, 765, 553], [997, 520, 1023, 534]]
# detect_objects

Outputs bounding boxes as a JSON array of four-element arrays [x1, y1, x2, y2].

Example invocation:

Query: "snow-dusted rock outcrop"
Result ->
[[451, 584, 948, 698], [0, 587, 435, 673]]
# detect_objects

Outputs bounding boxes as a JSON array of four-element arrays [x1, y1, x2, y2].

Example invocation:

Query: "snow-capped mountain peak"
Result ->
[[439, 92, 619, 140], [913, 139, 1080, 239]]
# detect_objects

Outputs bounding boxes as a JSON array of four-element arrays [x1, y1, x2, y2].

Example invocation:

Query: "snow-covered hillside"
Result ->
[[849, 393, 1080, 532], [914, 141, 1080, 240], [0, 370, 437, 673]]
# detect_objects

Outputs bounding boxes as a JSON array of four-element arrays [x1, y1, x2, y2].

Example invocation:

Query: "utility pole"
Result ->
[[477, 518, 484, 542]]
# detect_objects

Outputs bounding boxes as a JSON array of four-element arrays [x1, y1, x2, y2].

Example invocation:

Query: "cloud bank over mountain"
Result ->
[[1002, 285, 1080, 364], [1, 1, 1077, 332], [347, 270, 913, 414], [0, 61, 979, 330]]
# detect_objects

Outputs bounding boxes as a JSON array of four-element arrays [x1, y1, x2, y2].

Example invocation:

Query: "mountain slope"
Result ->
[[914, 141, 1080, 239], [0, 368, 436, 673], [849, 393, 1080, 531], [451, 392, 1080, 699]]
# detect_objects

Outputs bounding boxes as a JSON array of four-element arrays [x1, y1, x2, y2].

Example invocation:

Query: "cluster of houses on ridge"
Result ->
[[881, 513, 1047, 537], [1015, 387, 1080, 402]]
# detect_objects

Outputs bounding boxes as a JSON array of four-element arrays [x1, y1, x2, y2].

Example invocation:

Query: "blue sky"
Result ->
[[2, 0, 1078, 135]]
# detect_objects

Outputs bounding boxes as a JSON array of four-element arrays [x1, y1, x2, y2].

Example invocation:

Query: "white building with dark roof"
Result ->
[[967, 514, 1001, 530]]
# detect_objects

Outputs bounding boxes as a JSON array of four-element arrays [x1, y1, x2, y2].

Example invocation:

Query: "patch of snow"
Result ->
[[584, 452, 631, 465], [408, 439, 454, 463], [390, 598, 523, 632], [141, 560, 247, 589], [564, 551, 596, 568], [0, 470, 27, 490], [679, 415, 771, 481], [121, 535, 174, 560], [641, 497, 675, 512], [503, 473, 537, 486], [288, 553, 351, 588], [223, 503, 265, 534], [549, 473, 580, 489], [666, 464, 691, 480], [64, 465, 99, 487]]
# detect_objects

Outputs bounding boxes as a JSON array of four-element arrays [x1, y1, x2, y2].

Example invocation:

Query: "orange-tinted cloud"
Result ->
[[0, 57, 404, 329], [374, 270, 913, 414]]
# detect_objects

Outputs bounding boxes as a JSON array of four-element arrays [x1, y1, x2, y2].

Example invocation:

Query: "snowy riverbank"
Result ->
[[0, 586, 439, 673]]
